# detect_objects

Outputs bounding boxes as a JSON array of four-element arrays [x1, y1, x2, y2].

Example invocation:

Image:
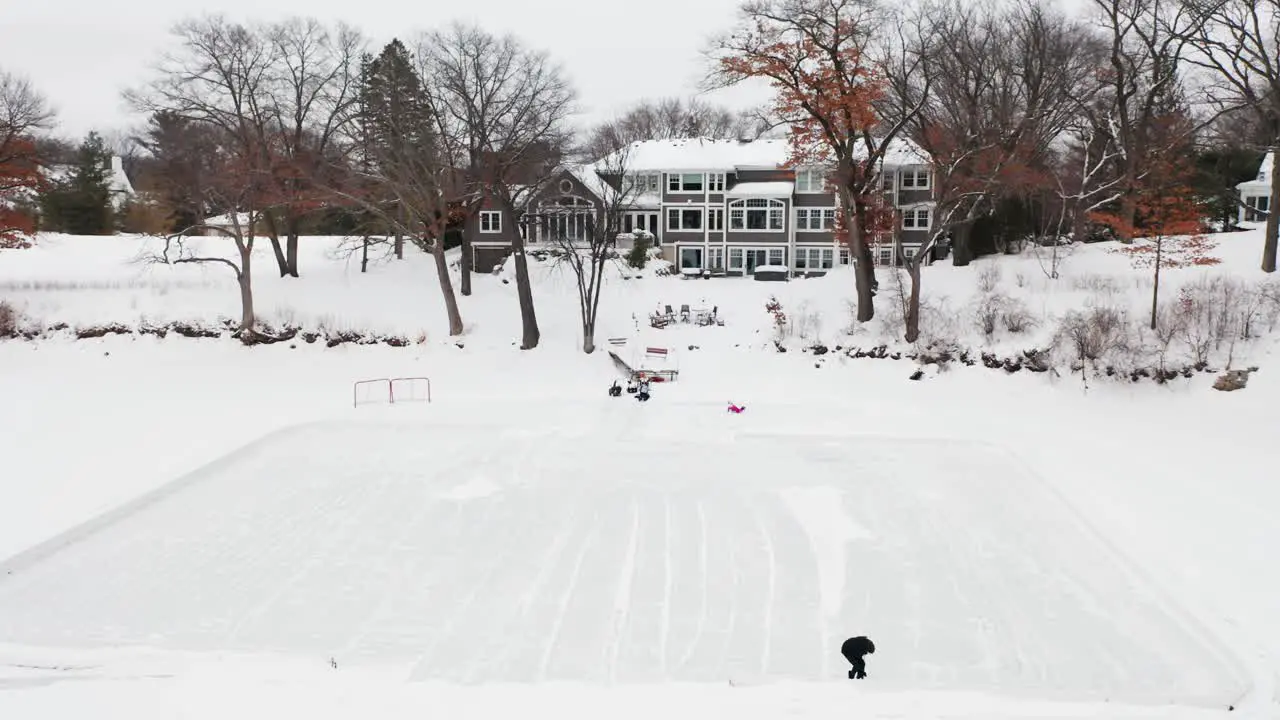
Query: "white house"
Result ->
[[1237, 152, 1273, 223], [42, 155, 136, 209]]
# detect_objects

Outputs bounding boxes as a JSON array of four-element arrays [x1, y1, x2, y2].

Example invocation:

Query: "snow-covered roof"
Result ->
[[594, 136, 930, 173], [1237, 152, 1273, 196], [726, 181, 794, 198], [599, 138, 790, 173], [565, 163, 616, 203]]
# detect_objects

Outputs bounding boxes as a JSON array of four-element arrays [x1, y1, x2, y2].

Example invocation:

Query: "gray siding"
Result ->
[[735, 168, 790, 183], [793, 192, 837, 208]]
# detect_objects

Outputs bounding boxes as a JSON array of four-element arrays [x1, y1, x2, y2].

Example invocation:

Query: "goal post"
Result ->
[[352, 377, 432, 407], [390, 376, 432, 403]]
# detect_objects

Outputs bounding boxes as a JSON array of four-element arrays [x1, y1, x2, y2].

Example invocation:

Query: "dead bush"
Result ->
[[1070, 274, 1123, 295], [974, 293, 1006, 337], [1001, 299, 1037, 334], [976, 263, 1003, 294], [1053, 302, 1133, 382]]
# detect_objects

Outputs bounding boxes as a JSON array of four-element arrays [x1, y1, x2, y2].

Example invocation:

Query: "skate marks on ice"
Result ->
[[0, 421, 1247, 704]]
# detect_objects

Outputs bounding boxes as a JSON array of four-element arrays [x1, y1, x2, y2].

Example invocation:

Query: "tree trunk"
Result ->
[[904, 258, 923, 343], [361, 236, 369, 273], [845, 197, 876, 323], [951, 223, 973, 266], [1264, 148, 1280, 273], [460, 233, 473, 296], [583, 321, 596, 354], [510, 235, 540, 349], [395, 203, 405, 260], [431, 239, 464, 336], [263, 214, 290, 277], [1150, 235, 1162, 330], [237, 245, 255, 332], [285, 215, 300, 278]]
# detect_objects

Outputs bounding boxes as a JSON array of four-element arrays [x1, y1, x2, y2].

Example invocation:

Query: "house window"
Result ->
[[668, 173, 704, 193], [667, 207, 703, 231], [537, 197, 593, 242], [709, 208, 725, 231], [795, 168, 826, 193], [903, 208, 930, 229], [558, 179, 574, 194], [768, 248, 784, 266], [877, 246, 894, 265], [708, 247, 725, 271], [796, 208, 836, 231], [708, 173, 726, 192], [795, 248, 836, 270], [680, 247, 703, 270], [729, 247, 744, 270], [900, 169, 930, 189], [904, 247, 917, 260], [839, 248, 851, 265], [626, 173, 660, 193], [728, 198, 785, 231], [480, 211, 502, 233]]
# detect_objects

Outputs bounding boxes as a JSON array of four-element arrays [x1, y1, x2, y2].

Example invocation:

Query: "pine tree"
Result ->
[[41, 131, 115, 234], [357, 39, 436, 260]]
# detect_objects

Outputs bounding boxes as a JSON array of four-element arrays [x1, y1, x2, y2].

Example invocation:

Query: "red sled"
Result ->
[[727, 403, 745, 414]]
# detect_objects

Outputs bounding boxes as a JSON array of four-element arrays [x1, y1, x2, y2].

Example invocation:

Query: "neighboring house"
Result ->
[[43, 155, 136, 209], [465, 137, 937, 276], [1237, 152, 1273, 223]]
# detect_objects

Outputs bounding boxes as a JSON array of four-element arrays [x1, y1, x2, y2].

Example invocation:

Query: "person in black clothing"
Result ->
[[635, 377, 651, 402], [841, 636, 875, 679]]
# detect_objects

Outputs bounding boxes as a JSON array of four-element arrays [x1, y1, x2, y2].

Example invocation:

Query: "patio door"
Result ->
[[744, 249, 768, 274]]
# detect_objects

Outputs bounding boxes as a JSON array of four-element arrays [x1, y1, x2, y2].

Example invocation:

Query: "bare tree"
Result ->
[[889, 0, 1098, 265], [1083, 0, 1203, 243], [1181, 0, 1280, 271], [1, 69, 53, 192], [420, 24, 575, 348], [128, 16, 364, 279], [127, 18, 284, 260], [145, 146, 267, 336], [710, 0, 931, 322], [262, 18, 364, 277], [1, 70, 52, 245], [535, 153, 640, 353], [583, 97, 763, 159]]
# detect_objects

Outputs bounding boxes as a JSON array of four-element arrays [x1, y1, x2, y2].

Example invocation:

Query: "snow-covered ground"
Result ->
[[0, 232, 1277, 718]]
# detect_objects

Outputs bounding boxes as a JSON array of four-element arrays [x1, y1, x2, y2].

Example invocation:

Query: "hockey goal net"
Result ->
[[352, 377, 432, 407]]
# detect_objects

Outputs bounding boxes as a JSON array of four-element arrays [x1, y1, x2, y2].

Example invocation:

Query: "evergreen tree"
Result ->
[[355, 39, 437, 259], [40, 131, 115, 234], [359, 40, 434, 168]]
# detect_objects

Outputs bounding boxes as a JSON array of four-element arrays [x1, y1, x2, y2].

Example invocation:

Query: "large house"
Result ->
[[467, 137, 936, 276]]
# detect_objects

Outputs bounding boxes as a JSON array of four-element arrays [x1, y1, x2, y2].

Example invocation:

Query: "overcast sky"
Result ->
[[0, 0, 774, 142]]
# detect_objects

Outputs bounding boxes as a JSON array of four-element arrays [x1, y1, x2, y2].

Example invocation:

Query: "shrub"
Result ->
[[1001, 298, 1037, 334], [1052, 301, 1133, 381], [973, 293, 1006, 337], [626, 233, 651, 269], [976, 263, 1002, 294], [0, 301, 18, 337]]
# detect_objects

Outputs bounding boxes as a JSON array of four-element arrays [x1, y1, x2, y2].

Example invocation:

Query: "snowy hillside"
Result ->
[[0, 231, 1277, 719]]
